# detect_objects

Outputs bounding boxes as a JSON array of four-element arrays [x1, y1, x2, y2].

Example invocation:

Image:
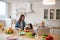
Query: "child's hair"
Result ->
[[29, 23, 33, 29]]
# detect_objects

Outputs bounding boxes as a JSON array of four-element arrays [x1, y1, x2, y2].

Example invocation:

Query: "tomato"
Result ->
[[45, 35, 53, 40]]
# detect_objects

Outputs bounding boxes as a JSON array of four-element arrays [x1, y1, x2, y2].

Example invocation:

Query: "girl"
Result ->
[[24, 23, 33, 32]]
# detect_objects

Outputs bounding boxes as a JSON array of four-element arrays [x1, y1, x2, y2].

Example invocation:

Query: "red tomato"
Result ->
[[45, 35, 53, 40]]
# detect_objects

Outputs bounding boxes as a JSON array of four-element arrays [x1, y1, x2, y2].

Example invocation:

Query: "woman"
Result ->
[[39, 21, 45, 28], [36, 21, 45, 32], [15, 15, 26, 30]]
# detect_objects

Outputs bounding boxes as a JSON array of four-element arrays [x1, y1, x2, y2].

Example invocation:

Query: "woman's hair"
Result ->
[[18, 15, 25, 24], [29, 23, 33, 29]]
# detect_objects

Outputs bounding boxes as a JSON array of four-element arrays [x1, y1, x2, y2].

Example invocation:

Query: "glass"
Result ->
[[44, 9, 48, 19], [56, 9, 60, 19], [50, 9, 54, 19], [42, 38, 45, 40], [34, 27, 39, 40], [0, 28, 2, 33], [35, 33, 39, 40], [15, 28, 20, 37], [0, 23, 4, 33]]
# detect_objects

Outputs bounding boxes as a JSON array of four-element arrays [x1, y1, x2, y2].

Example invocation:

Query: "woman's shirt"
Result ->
[[15, 21, 26, 30], [20, 21, 23, 27]]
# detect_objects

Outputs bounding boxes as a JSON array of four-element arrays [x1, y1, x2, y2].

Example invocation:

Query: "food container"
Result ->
[[19, 31, 25, 36], [7, 36, 18, 40]]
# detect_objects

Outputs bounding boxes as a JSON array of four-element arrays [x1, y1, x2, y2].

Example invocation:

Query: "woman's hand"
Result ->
[[16, 28, 19, 30]]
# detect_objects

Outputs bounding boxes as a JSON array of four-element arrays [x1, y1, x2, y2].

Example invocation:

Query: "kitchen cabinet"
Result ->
[[50, 27, 60, 34], [44, 9, 60, 20]]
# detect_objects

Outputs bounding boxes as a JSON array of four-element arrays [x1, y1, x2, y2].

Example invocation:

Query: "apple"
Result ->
[[26, 30, 29, 32], [24, 29, 29, 32]]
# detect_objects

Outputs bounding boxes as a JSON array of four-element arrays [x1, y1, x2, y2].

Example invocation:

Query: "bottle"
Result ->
[[12, 22, 15, 29]]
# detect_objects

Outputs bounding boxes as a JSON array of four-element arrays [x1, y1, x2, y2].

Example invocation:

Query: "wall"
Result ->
[[9, 1, 60, 27]]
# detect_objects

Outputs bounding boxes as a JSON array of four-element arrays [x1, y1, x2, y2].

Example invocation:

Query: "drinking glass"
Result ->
[[34, 27, 39, 40]]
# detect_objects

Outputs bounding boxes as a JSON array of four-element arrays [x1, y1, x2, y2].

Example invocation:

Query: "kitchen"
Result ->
[[0, 0, 60, 40]]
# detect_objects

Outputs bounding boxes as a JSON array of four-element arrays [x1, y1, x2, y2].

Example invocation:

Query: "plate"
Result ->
[[19, 31, 25, 35]]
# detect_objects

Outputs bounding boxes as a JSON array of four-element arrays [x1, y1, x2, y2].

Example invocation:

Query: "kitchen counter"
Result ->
[[0, 30, 59, 40], [48, 27, 60, 34], [46, 27, 60, 29], [0, 33, 60, 40]]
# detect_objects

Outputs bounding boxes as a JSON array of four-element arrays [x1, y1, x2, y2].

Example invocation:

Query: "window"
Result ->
[[0, 1, 7, 18]]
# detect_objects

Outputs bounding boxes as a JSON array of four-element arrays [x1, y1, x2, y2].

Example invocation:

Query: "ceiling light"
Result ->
[[43, 0, 56, 5]]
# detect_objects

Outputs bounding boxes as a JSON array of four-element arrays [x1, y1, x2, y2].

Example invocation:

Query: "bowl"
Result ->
[[19, 31, 25, 35]]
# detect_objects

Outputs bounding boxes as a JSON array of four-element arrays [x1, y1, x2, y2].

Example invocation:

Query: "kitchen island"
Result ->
[[0, 29, 59, 40]]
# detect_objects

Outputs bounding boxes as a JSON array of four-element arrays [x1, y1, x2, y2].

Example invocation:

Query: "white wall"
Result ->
[[9, 1, 60, 27]]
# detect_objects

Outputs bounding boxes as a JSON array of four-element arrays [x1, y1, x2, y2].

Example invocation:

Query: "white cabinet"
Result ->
[[44, 9, 60, 20], [53, 29, 60, 34], [50, 29, 60, 34]]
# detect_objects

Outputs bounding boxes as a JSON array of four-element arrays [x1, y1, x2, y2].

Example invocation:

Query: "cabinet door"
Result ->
[[50, 29, 60, 34], [56, 9, 60, 19], [44, 9, 48, 19], [50, 9, 54, 19], [54, 29, 60, 34]]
